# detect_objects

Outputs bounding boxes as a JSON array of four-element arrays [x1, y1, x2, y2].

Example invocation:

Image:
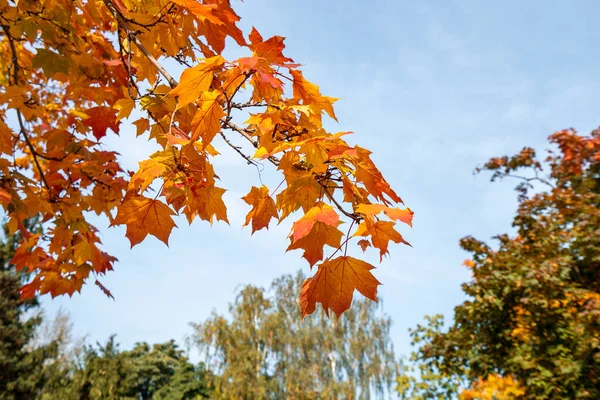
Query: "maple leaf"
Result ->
[[171, 0, 222, 24], [0, 188, 12, 206], [248, 27, 296, 66], [0, 119, 15, 155], [129, 149, 174, 192], [184, 184, 229, 224], [242, 186, 278, 234], [190, 91, 225, 148], [290, 70, 338, 120], [113, 197, 177, 247], [1, 0, 412, 310], [357, 239, 371, 252], [353, 147, 402, 204], [291, 202, 339, 242], [114, 98, 136, 121], [355, 220, 410, 260], [276, 183, 322, 220], [169, 56, 224, 108], [73, 238, 98, 265], [95, 279, 115, 300], [85, 106, 120, 140], [356, 203, 414, 227], [300, 256, 380, 317], [287, 221, 342, 266], [31, 48, 70, 78]]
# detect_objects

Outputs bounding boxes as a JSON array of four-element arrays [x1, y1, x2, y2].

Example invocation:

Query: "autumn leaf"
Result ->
[[73, 238, 97, 265], [0, 188, 12, 206], [353, 147, 402, 204], [185, 184, 229, 224], [190, 91, 225, 147], [248, 27, 296, 66], [114, 98, 136, 121], [31, 48, 70, 78], [129, 149, 174, 192], [287, 221, 342, 266], [355, 220, 410, 260], [113, 197, 177, 247], [85, 106, 120, 140], [356, 203, 414, 227], [0, 0, 412, 311], [357, 239, 371, 252], [290, 69, 338, 120], [242, 185, 278, 234], [169, 56, 225, 108], [276, 175, 322, 220], [291, 202, 339, 242], [300, 256, 380, 317]]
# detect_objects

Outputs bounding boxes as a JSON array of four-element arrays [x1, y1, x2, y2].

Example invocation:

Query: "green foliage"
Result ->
[[51, 337, 212, 400], [396, 316, 464, 400], [190, 271, 397, 400], [0, 218, 62, 399], [398, 129, 600, 399]]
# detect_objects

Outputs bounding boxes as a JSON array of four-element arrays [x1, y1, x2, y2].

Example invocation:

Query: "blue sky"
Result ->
[[43, 0, 600, 361]]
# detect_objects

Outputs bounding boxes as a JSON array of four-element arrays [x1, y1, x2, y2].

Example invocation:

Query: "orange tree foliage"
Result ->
[[0, 0, 412, 316], [402, 129, 600, 399]]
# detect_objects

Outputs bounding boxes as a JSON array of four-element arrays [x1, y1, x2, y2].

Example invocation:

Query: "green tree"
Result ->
[[398, 129, 600, 399], [59, 336, 212, 400], [0, 218, 63, 399], [396, 316, 464, 400], [190, 271, 397, 400]]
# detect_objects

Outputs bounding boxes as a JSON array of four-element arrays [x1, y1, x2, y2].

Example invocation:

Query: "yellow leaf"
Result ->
[[190, 91, 224, 148], [169, 56, 224, 109], [114, 98, 135, 121], [242, 185, 278, 234]]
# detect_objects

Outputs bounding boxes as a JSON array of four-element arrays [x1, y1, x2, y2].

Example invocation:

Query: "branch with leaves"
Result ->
[[0, 0, 413, 317]]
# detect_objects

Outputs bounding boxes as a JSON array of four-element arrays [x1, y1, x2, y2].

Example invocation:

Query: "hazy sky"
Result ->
[[43, 0, 600, 360]]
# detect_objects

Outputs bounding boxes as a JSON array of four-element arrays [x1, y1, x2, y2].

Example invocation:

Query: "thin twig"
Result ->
[[103, 0, 178, 88]]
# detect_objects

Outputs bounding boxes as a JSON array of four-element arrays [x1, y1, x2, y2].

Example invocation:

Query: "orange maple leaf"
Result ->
[[357, 239, 371, 252], [356, 203, 414, 227], [169, 56, 224, 108], [184, 184, 229, 224], [355, 220, 410, 260], [300, 256, 380, 318], [291, 202, 339, 242], [85, 106, 120, 140], [290, 70, 338, 120], [287, 221, 343, 266], [248, 27, 297, 67], [242, 185, 278, 234], [0, 188, 12, 206], [190, 91, 225, 147], [113, 197, 177, 247]]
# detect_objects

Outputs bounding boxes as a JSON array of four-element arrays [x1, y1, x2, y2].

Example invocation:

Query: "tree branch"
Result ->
[[102, 0, 177, 88], [101, 0, 359, 222], [2, 24, 52, 194]]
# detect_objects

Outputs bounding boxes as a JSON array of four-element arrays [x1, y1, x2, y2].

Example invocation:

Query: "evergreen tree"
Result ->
[[0, 219, 61, 399], [57, 337, 212, 400]]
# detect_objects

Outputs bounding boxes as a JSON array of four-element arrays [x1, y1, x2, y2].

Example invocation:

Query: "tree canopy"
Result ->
[[0, 0, 412, 316], [190, 272, 397, 399], [397, 129, 600, 399]]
